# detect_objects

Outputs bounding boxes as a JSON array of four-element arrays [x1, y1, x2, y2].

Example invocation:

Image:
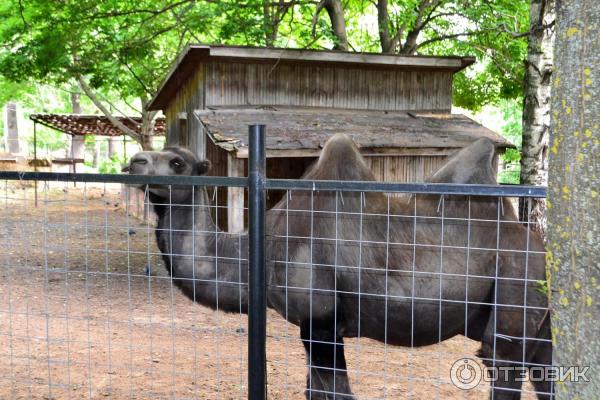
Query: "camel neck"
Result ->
[[149, 187, 218, 233], [149, 186, 249, 313]]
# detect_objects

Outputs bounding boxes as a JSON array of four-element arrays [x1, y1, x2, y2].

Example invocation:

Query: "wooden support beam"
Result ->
[[227, 154, 245, 233]]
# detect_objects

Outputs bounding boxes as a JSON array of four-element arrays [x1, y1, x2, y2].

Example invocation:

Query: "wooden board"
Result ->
[[203, 62, 454, 112], [148, 45, 474, 110], [195, 107, 513, 158]]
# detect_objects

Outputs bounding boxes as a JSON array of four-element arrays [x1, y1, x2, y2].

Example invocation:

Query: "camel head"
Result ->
[[123, 147, 211, 202]]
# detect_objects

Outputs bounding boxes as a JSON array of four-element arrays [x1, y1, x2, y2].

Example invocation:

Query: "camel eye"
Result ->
[[132, 158, 147, 165], [170, 159, 184, 169]]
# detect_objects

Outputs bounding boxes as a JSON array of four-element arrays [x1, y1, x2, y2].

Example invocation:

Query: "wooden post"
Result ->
[[227, 153, 245, 233]]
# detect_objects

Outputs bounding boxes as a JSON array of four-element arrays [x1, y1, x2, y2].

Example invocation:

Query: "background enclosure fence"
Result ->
[[0, 131, 550, 400]]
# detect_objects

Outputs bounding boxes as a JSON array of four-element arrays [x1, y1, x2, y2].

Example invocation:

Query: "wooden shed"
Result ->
[[147, 45, 511, 232]]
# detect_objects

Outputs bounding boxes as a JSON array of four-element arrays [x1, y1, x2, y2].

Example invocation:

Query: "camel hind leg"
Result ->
[[479, 302, 552, 399], [528, 314, 554, 400], [300, 319, 355, 400], [479, 338, 526, 400]]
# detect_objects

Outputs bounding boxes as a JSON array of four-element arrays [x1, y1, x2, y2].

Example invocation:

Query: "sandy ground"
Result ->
[[0, 183, 538, 399]]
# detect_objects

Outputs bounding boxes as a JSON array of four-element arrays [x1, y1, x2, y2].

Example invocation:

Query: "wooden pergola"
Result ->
[[29, 113, 166, 137], [29, 113, 166, 168]]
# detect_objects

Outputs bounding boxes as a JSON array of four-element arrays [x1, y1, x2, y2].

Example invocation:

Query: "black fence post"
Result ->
[[248, 124, 267, 400]]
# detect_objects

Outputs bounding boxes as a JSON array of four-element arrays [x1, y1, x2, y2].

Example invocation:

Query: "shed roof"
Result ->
[[195, 107, 512, 158], [149, 45, 476, 110], [30, 114, 166, 137]]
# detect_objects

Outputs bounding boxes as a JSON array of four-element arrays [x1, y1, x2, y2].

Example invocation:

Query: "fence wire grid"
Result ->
[[0, 170, 550, 400]]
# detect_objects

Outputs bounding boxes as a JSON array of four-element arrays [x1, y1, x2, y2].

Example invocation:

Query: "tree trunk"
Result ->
[[139, 133, 153, 151], [519, 0, 555, 236], [376, 0, 396, 53], [139, 100, 157, 151], [71, 92, 82, 114], [92, 139, 100, 168], [263, 0, 279, 47], [322, 0, 348, 51], [70, 92, 85, 166], [107, 137, 119, 157], [4, 101, 21, 154], [547, 1, 599, 398]]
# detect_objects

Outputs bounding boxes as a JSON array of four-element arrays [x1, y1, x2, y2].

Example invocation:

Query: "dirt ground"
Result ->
[[0, 183, 538, 399]]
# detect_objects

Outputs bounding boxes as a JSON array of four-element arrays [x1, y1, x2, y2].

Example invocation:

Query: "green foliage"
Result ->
[[98, 154, 125, 174], [497, 167, 521, 185], [497, 98, 523, 185], [0, 0, 531, 112], [422, 0, 529, 110], [27, 129, 67, 153], [0, 0, 532, 158], [499, 98, 524, 148]]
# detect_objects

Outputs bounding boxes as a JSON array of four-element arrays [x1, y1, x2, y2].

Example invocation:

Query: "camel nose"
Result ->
[[127, 153, 153, 174]]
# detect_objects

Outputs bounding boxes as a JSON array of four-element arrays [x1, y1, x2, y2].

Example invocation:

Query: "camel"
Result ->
[[125, 135, 552, 400]]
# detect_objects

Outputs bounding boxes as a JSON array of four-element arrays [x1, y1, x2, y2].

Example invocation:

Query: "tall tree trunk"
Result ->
[[314, 0, 348, 51], [139, 132, 153, 151], [140, 99, 157, 151], [547, 1, 599, 398], [92, 139, 100, 168], [520, 0, 555, 237], [377, 0, 396, 53], [108, 137, 119, 157], [4, 101, 20, 154], [263, 0, 285, 47], [70, 92, 85, 167]]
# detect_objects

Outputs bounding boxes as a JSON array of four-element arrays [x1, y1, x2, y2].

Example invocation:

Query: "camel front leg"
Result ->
[[300, 319, 355, 400]]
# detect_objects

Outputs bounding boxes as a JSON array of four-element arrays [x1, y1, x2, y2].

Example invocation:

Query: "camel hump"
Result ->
[[307, 133, 376, 181], [428, 138, 497, 184]]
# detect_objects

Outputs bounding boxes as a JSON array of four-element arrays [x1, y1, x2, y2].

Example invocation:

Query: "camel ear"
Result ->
[[196, 159, 211, 175], [427, 138, 498, 185]]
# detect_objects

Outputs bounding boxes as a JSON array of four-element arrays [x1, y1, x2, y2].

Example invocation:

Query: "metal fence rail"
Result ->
[[0, 128, 551, 400]]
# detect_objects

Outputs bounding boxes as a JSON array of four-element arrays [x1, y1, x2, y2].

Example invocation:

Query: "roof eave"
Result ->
[[148, 45, 478, 111]]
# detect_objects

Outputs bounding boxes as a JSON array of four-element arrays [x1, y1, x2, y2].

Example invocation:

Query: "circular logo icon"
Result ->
[[450, 358, 482, 390]]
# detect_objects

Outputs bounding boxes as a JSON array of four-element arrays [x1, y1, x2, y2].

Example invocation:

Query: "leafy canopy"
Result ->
[[0, 0, 530, 112]]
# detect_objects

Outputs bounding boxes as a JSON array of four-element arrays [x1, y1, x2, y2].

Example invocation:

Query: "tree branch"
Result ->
[[311, 0, 327, 36], [415, 29, 497, 50], [377, 0, 395, 53], [18, 0, 29, 29], [400, 0, 445, 54], [82, 0, 195, 20], [312, 0, 348, 50], [76, 74, 141, 142]]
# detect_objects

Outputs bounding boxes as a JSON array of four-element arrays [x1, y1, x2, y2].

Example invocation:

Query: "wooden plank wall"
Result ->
[[211, 155, 318, 231], [164, 65, 205, 152], [365, 155, 448, 183], [205, 137, 229, 230], [204, 62, 453, 112]]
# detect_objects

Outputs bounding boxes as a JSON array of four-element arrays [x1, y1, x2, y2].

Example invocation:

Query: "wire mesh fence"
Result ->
[[0, 178, 249, 399], [263, 186, 550, 400], [0, 132, 552, 400]]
